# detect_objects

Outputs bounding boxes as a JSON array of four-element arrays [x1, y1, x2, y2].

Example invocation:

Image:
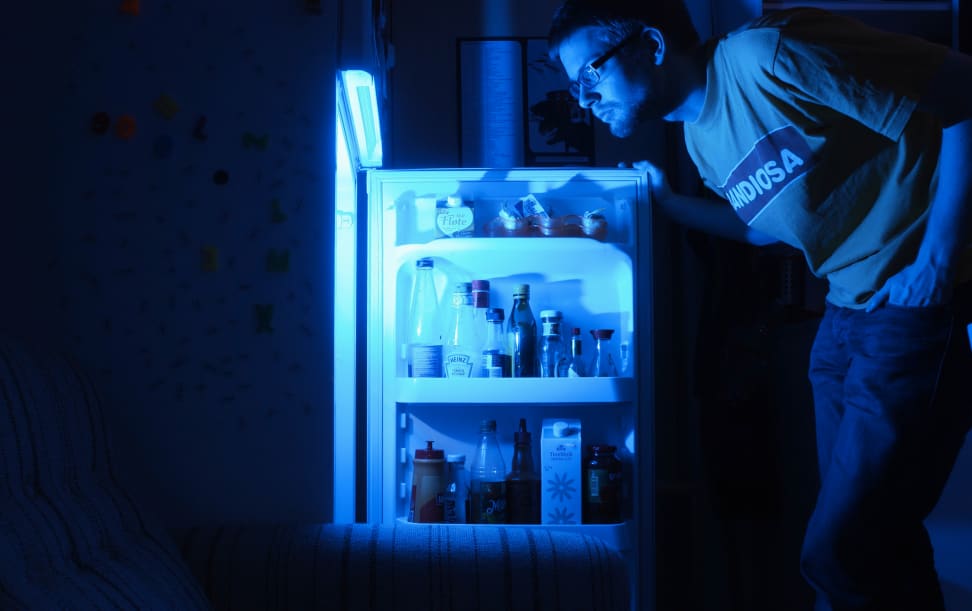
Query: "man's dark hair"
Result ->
[[548, 0, 701, 55]]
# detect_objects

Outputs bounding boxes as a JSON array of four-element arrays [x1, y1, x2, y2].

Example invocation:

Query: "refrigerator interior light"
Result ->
[[338, 69, 383, 168]]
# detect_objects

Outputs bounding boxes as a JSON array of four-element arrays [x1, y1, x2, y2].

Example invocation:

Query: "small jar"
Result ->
[[583, 445, 623, 524], [581, 212, 608, 241]]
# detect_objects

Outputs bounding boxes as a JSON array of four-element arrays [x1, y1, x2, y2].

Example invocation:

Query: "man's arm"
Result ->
[[626, 160, 779, 246], [866, 49, 972, 310], [655, 190, 779, 246]]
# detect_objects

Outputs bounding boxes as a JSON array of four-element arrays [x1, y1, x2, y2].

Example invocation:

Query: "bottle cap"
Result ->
[[453, 282, 472, 294], [416, 257, 434, 269], [591, 329, 615, 340], [514, 418, 531, 444], [486, 307, 505, 322], [552, 421, 570, 438], [589, 444, 617, 455], [539, 309, 562, 321], [446, 453, 466, 463], [479, 419, 497, 433], [415, 440, 444, 459], [571, 327, 581, 336], [471, 279, 490, 291], [513, 284, 530, 298]]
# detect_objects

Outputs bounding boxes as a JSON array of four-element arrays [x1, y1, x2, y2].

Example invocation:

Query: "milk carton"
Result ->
[[540, 419, 582, 524]]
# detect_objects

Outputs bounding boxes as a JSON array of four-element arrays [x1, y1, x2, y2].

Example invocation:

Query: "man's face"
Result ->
[[557, 25, 677, 137]]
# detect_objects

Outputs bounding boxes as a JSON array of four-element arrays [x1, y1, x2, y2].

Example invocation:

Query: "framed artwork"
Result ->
[[457, 37, 595, 167]]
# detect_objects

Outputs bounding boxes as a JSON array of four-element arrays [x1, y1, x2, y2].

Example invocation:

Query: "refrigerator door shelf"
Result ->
[[393, 235, 633, 266], [393, 516, 635, 552], [395, 376, 635, 404], [373, 168, 644, 248]]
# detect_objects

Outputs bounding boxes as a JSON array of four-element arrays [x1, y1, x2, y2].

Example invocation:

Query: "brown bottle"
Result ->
[[506, 418, 540, 524], [583, 445, 623, 524]]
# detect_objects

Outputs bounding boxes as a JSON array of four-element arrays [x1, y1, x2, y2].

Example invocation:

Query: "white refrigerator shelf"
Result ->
[[394, 376, 636, 404]]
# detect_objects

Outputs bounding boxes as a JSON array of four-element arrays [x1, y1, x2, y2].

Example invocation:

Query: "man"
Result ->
[[548, 1, 972, 609]]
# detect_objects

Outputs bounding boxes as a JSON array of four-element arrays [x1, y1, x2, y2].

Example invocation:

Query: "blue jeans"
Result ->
[[803, 283, 972, 611]]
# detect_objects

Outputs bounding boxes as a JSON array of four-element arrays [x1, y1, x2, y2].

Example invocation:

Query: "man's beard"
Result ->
[[606, 94, 674, 138]]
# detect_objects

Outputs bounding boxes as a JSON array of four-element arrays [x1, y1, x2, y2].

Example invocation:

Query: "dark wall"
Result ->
[[1, 2, 339, 528]]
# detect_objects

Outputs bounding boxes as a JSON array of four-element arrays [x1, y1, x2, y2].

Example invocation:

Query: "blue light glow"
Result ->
[[339, 69, 383, 168]]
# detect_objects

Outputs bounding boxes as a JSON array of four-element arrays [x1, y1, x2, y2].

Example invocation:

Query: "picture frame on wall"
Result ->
[[457, 37, 595, 167]]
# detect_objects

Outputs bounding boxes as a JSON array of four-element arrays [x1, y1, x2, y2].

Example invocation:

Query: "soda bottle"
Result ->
[[507, 284, 537, 377], [442, 453, 468, 524], [559, 327, 587, 377], [481, 308, 511, 378], [444, 282, 478, 378], [538, 309, 565, 378], [468, 419, 507, 524], [406, 258, 442, 377], [506, 418, 540, 523]]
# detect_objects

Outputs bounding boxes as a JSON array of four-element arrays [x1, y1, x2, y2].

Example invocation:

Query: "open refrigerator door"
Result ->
[[363, 167, 654, 608]]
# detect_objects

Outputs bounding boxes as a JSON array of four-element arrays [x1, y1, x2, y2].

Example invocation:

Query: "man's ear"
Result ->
[[641, 26, 665, 65]]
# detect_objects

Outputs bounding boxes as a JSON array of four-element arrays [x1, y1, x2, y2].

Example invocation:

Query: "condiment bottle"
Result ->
[[588, 328, 618, 377], [409, 440, 445, 523], [583, 444, 623, 524], [508, 284, 537, 377], [538, 310, 565, 378], [506, 418, 541, 523]]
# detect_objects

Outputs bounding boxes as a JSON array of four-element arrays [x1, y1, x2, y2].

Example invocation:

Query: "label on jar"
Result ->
[[586, 468, 620, 504]]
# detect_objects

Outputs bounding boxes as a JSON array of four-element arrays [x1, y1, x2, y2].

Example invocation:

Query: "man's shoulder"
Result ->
[[741, 7, 838, 32], [716, 8, 853, 65]]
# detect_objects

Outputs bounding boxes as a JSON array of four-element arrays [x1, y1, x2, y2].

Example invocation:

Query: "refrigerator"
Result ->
[[334, 136, 657, 608]]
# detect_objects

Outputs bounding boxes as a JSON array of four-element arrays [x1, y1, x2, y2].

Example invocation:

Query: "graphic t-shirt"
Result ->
[[683, 8, 970, 307]]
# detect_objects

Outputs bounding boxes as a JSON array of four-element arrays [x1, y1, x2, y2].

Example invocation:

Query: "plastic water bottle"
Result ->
[[406, 258, 442, 377], [469, 419, 507, 524]]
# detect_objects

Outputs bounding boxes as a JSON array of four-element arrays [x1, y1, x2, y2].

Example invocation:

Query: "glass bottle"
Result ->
[[443, 453, 468, 524], [481, 308, 511, 378], [507, 284, 537, 378], [406, 258, 442, 377], [619, 340, 631, 376], [444, 282, 477, 378], [583, 445, 623, 524], [589, 328, 618, 377], [559, 327, 587, 377], [506, 418, 540, 523], [468, 419, 507, 524], [471, 279, 491, 349], [538, 309, 565, 378]]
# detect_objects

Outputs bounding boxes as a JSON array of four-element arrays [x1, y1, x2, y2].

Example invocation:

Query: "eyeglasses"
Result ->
[[568, 32, 640, 99]]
